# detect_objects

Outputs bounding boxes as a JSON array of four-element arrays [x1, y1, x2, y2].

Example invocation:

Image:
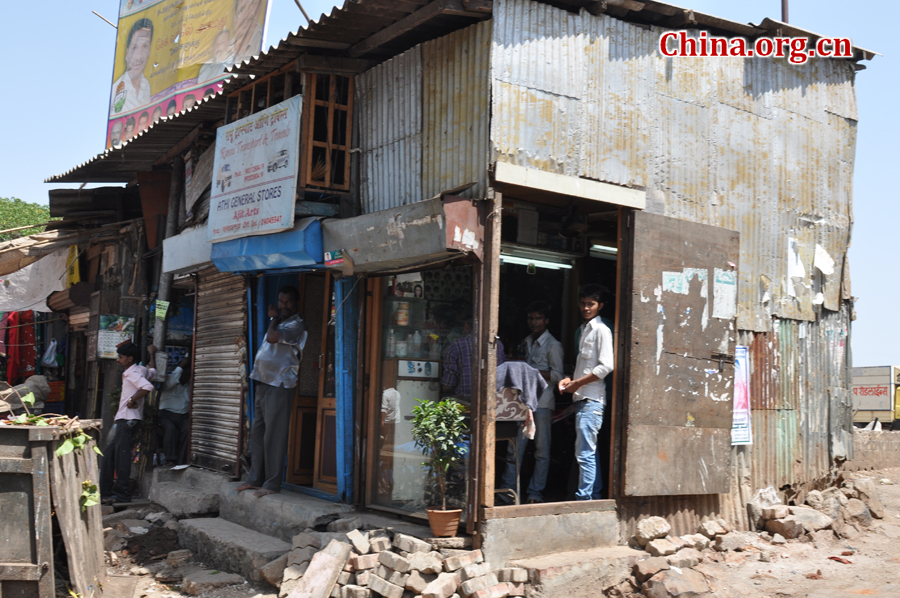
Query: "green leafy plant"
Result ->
[[410, 398, 469, 511], [80, 479, 100, 512], [0, 196, 56, 241]]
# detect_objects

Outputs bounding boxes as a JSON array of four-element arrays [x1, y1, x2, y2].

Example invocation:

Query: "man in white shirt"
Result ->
[[235, 286, 307, 497], [499, 301, 563, 504], [149, 345, 191, 465], [559, 285, 614, 501], [101, 342, 154, 504]]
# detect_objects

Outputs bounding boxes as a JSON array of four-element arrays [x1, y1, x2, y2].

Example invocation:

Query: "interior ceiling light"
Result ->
[[591, 244, 618, 254], [500, 255, 573, 270]]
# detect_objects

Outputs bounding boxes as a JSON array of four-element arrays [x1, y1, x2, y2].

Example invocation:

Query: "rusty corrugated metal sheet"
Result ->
[[422, 20, 492, 200], [491, 0, 857, 333], [356, 47, 423, 213]]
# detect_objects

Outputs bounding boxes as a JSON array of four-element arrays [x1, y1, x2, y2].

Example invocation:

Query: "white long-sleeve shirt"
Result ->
[[572, 317, 614, 405], [525, 329, 564, 410], [158, 366, 191, 415]]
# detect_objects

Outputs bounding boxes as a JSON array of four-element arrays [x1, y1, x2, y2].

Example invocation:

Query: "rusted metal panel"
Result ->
[[622, 211, 740, 496], [190, 267, 247, 475], [491, 0, 857, 332], [422, 20, 492, 200], [357, 47, 423, 213]]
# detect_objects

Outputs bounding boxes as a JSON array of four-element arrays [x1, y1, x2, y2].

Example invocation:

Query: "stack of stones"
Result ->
[[259, 520, 529, 598]]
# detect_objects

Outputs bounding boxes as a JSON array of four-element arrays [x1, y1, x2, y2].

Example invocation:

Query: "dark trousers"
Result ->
[[159, 409, 190, 465], [247, 382, 294, 491], [100, 419, 141, 501]]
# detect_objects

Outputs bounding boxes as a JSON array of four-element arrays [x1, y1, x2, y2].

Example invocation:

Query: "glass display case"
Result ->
[[371, 266, 473, 516]]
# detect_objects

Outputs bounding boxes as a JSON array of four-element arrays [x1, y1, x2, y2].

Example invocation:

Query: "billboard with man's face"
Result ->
[[106, 0, 270, 149]]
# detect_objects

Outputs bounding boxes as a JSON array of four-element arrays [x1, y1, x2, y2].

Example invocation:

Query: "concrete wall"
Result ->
[[480, 508, 618, 566]]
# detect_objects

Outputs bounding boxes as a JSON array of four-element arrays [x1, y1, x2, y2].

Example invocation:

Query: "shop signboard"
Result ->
[[208, 95, 301, 243], [106, 0, 271, 148]]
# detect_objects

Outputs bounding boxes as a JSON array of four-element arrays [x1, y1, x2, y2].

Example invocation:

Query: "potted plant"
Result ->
[[410, 397, 469, 537]]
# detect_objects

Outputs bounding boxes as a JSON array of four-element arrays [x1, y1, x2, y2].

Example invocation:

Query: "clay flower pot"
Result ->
[[427, 508, 462, 538]]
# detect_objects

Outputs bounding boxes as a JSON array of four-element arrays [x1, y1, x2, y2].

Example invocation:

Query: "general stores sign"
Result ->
[[208, 95, 301, 243]]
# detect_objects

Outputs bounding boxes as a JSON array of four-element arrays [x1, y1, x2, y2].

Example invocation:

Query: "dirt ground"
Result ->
[[99, 467, 900, 598], [684, 467, 900, 598]]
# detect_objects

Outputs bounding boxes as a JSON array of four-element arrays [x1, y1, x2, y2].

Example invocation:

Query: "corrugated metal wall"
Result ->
[[620, 306, 852, 538], [190, 268, 248, 475], [357, 47, 423, 212], [422, 20, 492, 200], [491, 0, 857, 334], [357, 21, 492, 213]]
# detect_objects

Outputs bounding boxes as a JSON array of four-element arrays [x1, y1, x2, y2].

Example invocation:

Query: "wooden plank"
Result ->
[[622, 211, 740, 496], [30, 443, 54, 598], [482, 499, 616, 520], [347, 0, 488, 58], [0, 458, 32, 474], [0, 563, 41, 580], [296, 56, 376, 75], [49, 435, 106, 597], [477, 193, 501, 520], [285, 37, 352, 50]]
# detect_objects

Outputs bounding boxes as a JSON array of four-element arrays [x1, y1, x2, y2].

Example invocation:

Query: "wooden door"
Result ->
[[313, 272, 339, 494], [621, 211, 740, 496], [286, 274, 325, 486]]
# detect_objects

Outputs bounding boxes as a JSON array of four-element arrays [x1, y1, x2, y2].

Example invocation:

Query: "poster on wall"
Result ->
[[731, 345, 752, 445], [97, 315, 136, 359], [106, 0, 271, 149], [207, 95, 301, 242]]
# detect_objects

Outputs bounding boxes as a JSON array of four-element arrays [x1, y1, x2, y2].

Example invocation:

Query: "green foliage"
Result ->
[[80, 479, 100, 512], [0, 197, 54, 241], [410, 398, 469, 511]]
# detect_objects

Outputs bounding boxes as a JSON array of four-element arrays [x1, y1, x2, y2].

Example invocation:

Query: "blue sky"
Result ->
[[0, 1, 896, 366]]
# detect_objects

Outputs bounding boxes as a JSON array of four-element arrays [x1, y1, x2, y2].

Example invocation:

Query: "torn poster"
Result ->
[[731, 345, 752, 445], [814, 244, 835, 276], [787, 237, 806, 298], [663, 271, 687, 294], [713, 268, 737, 320]]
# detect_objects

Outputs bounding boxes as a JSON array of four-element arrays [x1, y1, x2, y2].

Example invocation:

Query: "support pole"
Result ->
[[152, 160, 184, 372]]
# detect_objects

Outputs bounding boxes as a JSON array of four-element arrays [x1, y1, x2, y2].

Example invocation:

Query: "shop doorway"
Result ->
[[266, 271, 337, 495], [494, 207, 619, 504]]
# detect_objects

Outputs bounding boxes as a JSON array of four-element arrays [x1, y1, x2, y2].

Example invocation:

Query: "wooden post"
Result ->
[[152, 160, 184, 370], [476, 192, 502, 531]]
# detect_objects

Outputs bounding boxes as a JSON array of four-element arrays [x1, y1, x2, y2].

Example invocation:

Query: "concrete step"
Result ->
[[178, 517, 292, 582], [147, 466, 230, 517], [149, 481, 219, 518], [509, 546, 644, 598], [219, 482, 355, 543]]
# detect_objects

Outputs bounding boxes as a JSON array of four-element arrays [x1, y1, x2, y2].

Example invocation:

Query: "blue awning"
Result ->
[[211, 218, 323, 273]]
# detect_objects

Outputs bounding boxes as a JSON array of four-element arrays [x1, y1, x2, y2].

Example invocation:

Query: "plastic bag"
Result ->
[[41, 339, 58, 367]]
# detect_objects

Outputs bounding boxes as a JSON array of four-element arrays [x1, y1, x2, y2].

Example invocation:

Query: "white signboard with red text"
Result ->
[[208, 95, 301, 243]]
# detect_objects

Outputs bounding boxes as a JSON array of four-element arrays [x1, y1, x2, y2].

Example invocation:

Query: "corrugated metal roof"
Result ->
[[46, 92, 227, 183], [491, 0, 858, 332]]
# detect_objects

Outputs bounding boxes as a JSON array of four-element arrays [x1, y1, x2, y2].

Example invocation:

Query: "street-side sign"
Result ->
[[208, 95, 301, 243]]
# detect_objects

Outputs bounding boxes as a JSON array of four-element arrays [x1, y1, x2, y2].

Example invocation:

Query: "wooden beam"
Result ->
[[286, 36, 351, 50], [347, 0, 490, 58], [153, 125, 203, 166], [295, 55, 376, 74], [482, 499, 617, 520]]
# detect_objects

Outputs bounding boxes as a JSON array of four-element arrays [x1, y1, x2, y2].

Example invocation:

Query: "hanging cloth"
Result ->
[[66, 245, 81, 288], [7, 312, 19, 383], [7, 311, 36, 385]]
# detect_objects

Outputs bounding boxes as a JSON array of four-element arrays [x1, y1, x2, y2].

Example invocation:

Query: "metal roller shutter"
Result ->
[[190, 267, 247, 474]]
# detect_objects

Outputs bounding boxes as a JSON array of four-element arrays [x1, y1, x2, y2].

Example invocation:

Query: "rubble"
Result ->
[[635, 516, 672, 547], [182, 570, 245, 595]]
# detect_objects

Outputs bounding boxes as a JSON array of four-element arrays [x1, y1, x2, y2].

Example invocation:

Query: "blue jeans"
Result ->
[[499, 408, 552, 502], [574, 400, 604, 501]]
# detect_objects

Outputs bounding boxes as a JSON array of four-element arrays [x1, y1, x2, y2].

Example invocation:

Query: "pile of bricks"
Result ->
[[263, 524, 530, 598]]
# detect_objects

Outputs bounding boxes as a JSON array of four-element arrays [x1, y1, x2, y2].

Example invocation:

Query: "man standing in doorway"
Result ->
[[559, 284, 613, 501], [235, 286, 307, 497], [101, 342, 155, 504], [441, 306, 505, 403], [499, 301, 563, 504]]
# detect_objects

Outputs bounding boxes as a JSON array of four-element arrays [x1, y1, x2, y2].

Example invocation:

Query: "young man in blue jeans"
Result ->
[[559, 284, 614, 501]]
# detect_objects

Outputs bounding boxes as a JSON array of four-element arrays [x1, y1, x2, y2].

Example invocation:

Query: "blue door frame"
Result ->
[[246, 270, 358, 503]]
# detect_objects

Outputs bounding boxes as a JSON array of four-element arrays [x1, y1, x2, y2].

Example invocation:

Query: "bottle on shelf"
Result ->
[[387, 328, 396, 357], [412, 330, 422, 357]]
